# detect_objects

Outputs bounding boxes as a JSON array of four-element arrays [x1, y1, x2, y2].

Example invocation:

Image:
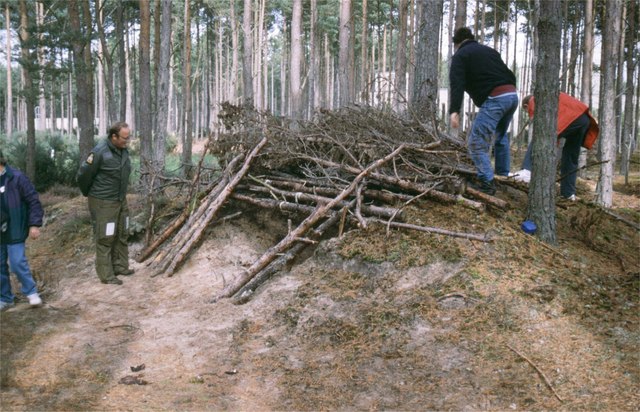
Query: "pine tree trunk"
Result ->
[[5, 3, 12, 137], [615, 2, 626, 152], [412, 0, 442, 122], [360, 0, 368, 105], [229, 1, 239, 103], [97, 42, 106, 134], [18, 0, 37, 180], [394, 0, 408, 113], [36, 1, 46, 132], [96, 0, 116, 126], [310, 0, 320, 112], [290, 0, 302, 120], [455, 0, 467, 29], [181, 0, 193, 176], [596, 0, 622, 207], [153, 0, 172, 178], [242, 0, 253, 107], [338, 0, 353, 107], [578, 0, 594, 175], [116, 3, 127, 122], [620, 0, 636, 180], [139, 0, 153, 189], [527, 0, 561, 245], [67, 0, 95, 162]]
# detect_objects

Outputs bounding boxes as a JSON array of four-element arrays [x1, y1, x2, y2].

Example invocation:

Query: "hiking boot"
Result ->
[[467, 179, 497, 196], [0, 301, 15, 312], [27, 293, 43, 307], [480, 180, 497, 195], [115, 269, 135, 276], [101, 278, 123, 285]]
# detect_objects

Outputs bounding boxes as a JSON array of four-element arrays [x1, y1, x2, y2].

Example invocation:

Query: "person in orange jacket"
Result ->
[[511, 92, 599, 200]]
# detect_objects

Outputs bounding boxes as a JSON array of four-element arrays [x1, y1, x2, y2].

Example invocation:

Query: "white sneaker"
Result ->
[[511, 169, 531, 183], [0, 301, 15, 311], [27, 293, 43, 307], [565, 194, 577, 202]]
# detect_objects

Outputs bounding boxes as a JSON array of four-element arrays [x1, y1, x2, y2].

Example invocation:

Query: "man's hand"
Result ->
[[450, 113, 460, 129], [29, 226, 40, 240]]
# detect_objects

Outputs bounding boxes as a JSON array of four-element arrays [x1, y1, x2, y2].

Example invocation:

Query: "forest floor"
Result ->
[[1, 164, 639, 411]]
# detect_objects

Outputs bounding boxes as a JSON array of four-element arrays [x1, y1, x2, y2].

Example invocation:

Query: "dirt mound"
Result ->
[[1, 175, 639, 410]]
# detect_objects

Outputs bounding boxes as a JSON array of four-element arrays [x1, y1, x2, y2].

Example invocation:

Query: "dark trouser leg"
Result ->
[[112, 200, 130, 275], [559, 114, 589, 198], [88, 197, 122, 282]]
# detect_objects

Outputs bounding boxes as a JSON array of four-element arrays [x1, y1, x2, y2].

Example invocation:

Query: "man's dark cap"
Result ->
[[452, 27, 475, 45]]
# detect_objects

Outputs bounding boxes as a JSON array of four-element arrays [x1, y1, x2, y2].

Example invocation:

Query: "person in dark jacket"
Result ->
[[449, 27, 519, 195], [77, 121, 133, 285], [0, 149, 44, 311]]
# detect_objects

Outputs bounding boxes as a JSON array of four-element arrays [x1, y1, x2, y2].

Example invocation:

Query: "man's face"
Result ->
[[112, 127, 131, 149]]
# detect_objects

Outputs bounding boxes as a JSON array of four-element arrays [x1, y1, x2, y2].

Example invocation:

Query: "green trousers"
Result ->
[[88, 197, 130, 282]]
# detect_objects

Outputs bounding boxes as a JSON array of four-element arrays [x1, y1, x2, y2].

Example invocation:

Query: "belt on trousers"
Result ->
[[490, 84, 517, 97]]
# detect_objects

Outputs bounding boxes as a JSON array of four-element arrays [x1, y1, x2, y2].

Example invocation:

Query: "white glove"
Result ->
[[509, 169, 531, 183]]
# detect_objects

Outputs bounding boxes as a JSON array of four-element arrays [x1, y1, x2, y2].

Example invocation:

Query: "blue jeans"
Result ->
[[522, 113, 589, 198], [0, 242, 38, 303], [468, 93, 519, 182]]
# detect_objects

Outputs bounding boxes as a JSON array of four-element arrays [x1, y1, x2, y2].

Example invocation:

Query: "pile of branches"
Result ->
[[138, 105, 511, 303]]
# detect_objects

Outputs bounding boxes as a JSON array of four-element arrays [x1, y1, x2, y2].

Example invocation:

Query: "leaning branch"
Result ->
[[215, 145, 405, 300]]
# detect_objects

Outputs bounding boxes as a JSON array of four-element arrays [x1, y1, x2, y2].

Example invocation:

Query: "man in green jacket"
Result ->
[[77, 122, 133, 285]]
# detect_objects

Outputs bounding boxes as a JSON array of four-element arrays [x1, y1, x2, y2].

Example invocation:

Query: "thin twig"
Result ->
[[556, 160, 609, 182], [507, 344, 564, 403]]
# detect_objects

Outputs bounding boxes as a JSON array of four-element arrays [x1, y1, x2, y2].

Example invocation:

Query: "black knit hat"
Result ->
[[452, 27, 474, 45]]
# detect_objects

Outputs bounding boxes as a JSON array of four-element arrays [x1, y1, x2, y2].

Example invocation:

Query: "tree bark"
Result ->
[[578, 0, 594, 175], [96, 0, 116, 126], [596, 0, 622, 207], [139, 0, 153, 190], [620, 0, 636, 181], [454, 0, 467, 29], [527, 0, 561, 245], [35, 1, 46, 132], [181, 0, 193, 176], [338, 0, 353, 107], [310, 0, 320, 112], [242, 0, 253, 107], [115, 2, 127, 121], [153, 0, 172, 180], [394, 0, 408, 112], [5, 3, 12, 137], [18, 0, 37, 181], [412, 0, 442, 122], [290, 0, 302, 119]]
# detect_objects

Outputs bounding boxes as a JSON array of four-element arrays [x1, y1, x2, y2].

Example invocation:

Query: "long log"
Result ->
[[244, 184, 402, 219], [304, 156, 485, 211], [215, 145, 405, 300], [232, 193, 318, 215], [231, 204, 353, 305], [464, 185, 509, 209], [137, 138, 230, 263], [151, 137, 268, 277], [265, 178, 432, 206], [371, 219, 492, 242], [145, 153, 246, 268], [146, 175, 230, 269]]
